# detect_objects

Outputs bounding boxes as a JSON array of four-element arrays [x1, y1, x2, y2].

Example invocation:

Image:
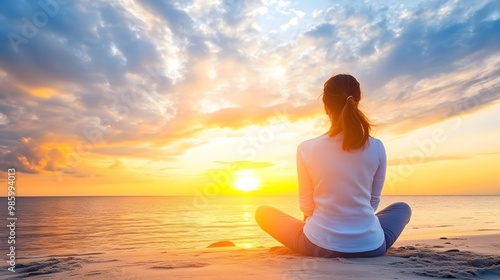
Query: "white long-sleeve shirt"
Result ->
[[297, 134, 386, 253]]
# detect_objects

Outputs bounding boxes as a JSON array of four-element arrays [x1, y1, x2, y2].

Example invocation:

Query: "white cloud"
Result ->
[[0, 0, 498, 174], [280, 16, 299, 31], [0, 112, 8, 125]]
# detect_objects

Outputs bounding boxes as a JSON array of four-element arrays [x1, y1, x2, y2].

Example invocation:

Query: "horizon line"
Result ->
[[2, 194, 499, 198]]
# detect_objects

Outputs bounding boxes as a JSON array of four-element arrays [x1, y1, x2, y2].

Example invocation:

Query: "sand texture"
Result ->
[[2, 234, 499, 279]]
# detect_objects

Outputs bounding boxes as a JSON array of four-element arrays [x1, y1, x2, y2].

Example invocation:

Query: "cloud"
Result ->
[[388, 155, 467, 166], [366, 65, 500, 133], [0, 112, 8, 125], [0, 137, 47, 174], [388, 150, 500, 166], [214, 160, 274, 169], [0, 0, 498, 179], [108, 159, 124, 169], [94, 145, 180, 160], [367, 1, 500, 90], [304, 23, 336, 38]]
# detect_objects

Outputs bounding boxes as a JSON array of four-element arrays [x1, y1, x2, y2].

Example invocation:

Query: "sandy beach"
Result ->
[[3, 233, 499, 279], [1, 1, 499, 279]]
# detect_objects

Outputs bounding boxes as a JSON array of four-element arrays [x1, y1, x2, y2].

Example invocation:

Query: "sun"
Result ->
[[233, 170, 261, 192]]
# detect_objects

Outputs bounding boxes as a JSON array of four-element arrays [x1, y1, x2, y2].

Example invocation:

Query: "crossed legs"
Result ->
[[255, 202, 411, 257]]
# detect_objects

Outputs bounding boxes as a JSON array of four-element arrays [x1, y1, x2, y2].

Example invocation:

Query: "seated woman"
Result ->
[[255, 74, 411, 258]]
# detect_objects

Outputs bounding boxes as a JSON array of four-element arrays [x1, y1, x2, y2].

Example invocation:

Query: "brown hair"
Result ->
[[322, 74, 371, 151]]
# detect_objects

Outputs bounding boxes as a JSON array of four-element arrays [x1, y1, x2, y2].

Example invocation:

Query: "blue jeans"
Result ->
[[255, 202, 412, 258]]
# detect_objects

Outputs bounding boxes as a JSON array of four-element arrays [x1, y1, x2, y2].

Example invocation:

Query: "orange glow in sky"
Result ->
[[0, 1, 498, 196]]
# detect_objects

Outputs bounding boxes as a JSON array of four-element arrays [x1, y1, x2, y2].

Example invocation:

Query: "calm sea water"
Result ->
[[0, 196, 498, 257]]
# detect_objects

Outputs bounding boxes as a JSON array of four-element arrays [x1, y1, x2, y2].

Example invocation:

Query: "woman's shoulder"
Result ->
[[299, 134, 331, 146], [368, 136, 385, 151], [298, 134, 343, 155], [368, 136, 383, 144]]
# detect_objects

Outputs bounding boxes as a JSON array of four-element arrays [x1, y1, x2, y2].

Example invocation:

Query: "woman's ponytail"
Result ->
[[322, 74, 371, 151]]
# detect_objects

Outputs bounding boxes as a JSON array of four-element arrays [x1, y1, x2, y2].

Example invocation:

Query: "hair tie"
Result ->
[[346, 96, 354, 101]]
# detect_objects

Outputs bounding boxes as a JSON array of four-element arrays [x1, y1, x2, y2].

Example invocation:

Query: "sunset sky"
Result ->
[[0, 0, 499, 196]]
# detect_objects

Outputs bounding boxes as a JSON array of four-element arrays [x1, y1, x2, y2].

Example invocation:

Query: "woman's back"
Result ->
[[297, 134, 386, 252]]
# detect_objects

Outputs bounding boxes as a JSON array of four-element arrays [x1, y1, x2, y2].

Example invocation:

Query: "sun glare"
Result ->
[[233, 170, 261, 192]]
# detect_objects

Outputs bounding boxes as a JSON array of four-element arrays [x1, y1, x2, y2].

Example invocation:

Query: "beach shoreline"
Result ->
[[2, 233, 499, 279]]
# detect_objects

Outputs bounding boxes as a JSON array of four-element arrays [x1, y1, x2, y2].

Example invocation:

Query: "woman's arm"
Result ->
[[371, 141, 387, 211], [297, 145, 315, 217]]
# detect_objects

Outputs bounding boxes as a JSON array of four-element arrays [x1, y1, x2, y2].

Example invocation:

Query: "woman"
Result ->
[[255, 74, 411, 258]]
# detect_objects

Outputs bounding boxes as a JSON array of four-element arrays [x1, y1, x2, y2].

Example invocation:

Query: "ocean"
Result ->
[[0, 196, 499, 257]]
